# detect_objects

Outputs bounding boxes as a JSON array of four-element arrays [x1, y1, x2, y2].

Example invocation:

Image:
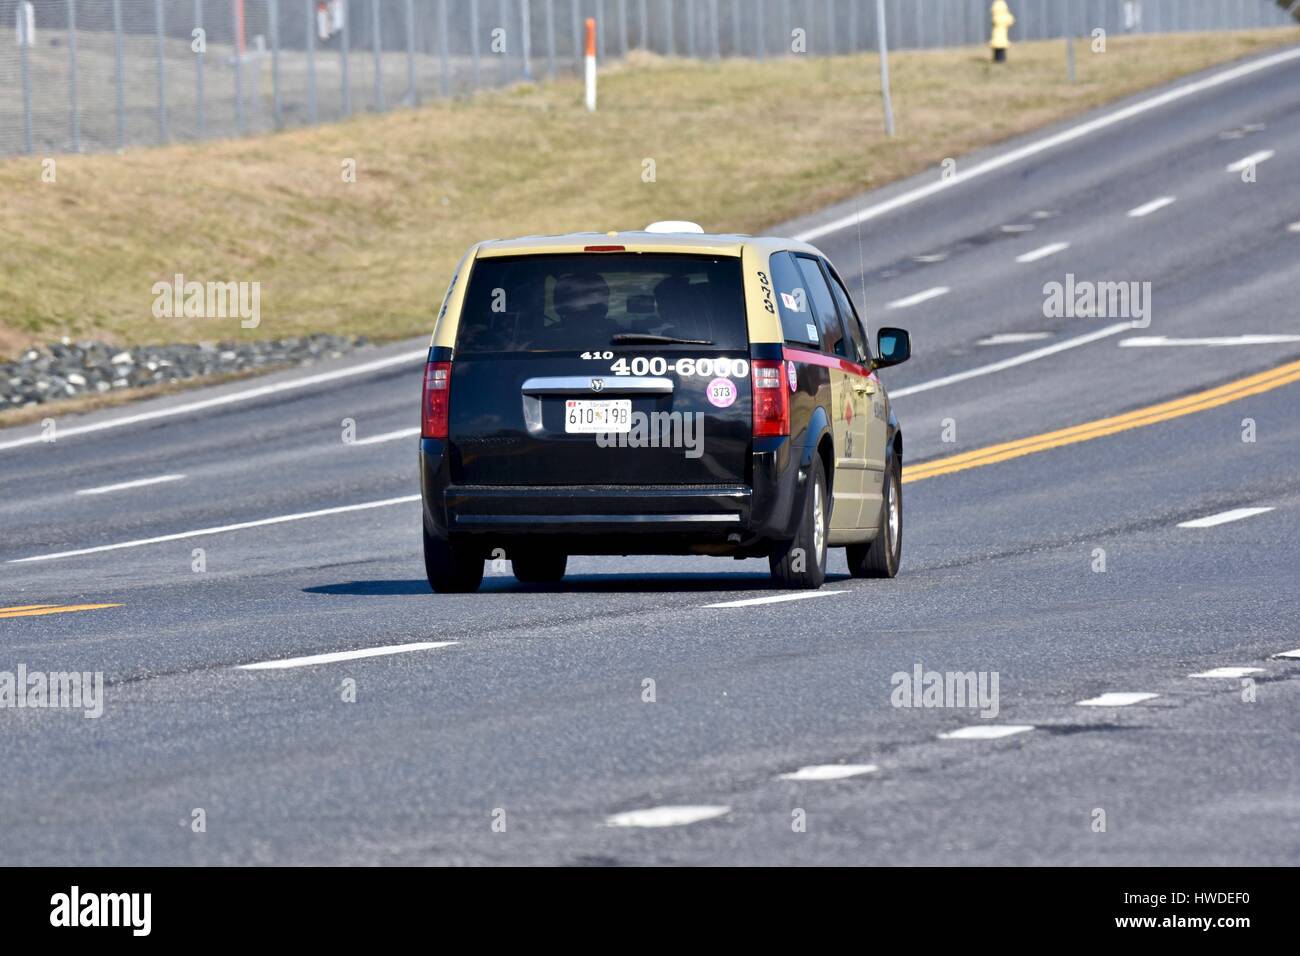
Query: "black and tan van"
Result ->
[[418, 222, 910, 592]]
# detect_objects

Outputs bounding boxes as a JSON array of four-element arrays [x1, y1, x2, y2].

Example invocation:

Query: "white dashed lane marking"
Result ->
[[238, 641, 458, 671], [604, 806, 731, 828], [1177, 507, 1274, 529], [1077, 692, 1158, 707], [1190, 667, 1264, 679], [703, 591, 848, 609], [1225, 149, 1274, 173], [938, 725, 1034, 740], [75, 474, 186, 496], [778, 764, 878, 781], [1127, 196, 1177, 218], [976, 332, 1052, 346], [1271, 649, 1300, 660], [9, 494, 423, 563], [886, 286, 950, 310], [1015, 241, 1070, 264], [890, 323, 1131, 399], [351, 427, 421, 446]]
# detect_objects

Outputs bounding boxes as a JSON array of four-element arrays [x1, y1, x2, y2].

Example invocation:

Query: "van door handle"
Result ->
[[521, 376, 674, 395]]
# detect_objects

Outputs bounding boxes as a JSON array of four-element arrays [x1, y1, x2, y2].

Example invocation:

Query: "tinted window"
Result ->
[[827, 267, 871, 365], [795, 256, 846, 357], [455, 254, 747, 353], [770, 251, 820, 348]]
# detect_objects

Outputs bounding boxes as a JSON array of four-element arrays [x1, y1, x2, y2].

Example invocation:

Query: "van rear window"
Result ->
[[455, 253, 747, 353]]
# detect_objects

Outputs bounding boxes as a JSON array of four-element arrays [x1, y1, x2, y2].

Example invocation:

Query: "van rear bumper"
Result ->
[[420, 438, 802, 547]]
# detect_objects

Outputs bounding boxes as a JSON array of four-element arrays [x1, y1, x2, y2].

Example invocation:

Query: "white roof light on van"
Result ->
[[644, 220, 706, 234]]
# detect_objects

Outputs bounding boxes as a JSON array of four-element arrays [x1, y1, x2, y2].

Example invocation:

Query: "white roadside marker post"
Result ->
[[585, 17, 597, 112]]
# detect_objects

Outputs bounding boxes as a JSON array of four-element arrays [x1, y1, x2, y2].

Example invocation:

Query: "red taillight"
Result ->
[[752, 359, 789, 437], [421, 361, 451, 439]]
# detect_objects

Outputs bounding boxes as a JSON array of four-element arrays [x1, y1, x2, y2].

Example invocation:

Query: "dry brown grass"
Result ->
[[2, 29, 1296, 361]]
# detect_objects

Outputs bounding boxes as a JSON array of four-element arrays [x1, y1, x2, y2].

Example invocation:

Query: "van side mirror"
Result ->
[[874, 327, 911, 369]]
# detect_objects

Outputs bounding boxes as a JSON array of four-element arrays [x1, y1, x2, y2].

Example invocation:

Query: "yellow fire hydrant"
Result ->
[[991, 0, 1015, 62]]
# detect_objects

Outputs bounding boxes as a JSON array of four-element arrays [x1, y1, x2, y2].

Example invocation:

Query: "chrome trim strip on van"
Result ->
[[520, 376, 675, 395], [452, 513, 741, 525]]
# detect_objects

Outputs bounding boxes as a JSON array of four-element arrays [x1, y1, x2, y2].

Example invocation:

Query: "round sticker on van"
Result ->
[[787, 360, 797, 392], [706, 377, 737, 408]]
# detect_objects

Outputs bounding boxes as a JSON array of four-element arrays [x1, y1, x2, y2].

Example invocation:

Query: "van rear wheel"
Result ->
[[423, 521, 485, 593], [769, 457, 828, 590], [512, 551, 568, 584]]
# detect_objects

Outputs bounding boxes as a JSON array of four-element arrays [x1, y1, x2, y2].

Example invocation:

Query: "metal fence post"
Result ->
[[781, 0, 792, 55], [546, 0, 556, 77], [371, 0, 384, 110], [438, 0, 450, 96], [573, 0, 583, 67], [194, 0, 206, 139], [68, 0, 82, 152], [730, 0, 740, 55], [19, 2, 32, 153], [756, 0, 765, 57], [405, 0, 417, 103], [472, 0, 482, 89], [306, 0, 318, 121], [339, 0, 352, 116], [686, 0, 697, 55], [619, 0, 629, 55], [827, 0, 835, 54], [271, 0, 283, 126], [497, 0, 509, 86], [639, 0, 649, 48], [876, 0, 894, 135], [523, 0, 534, 79], [154, 0, 169, 143], [665, 0, 675, 55], [112, 0, 126, 148], [710, 0, 721, 57], [233, 0, 246, 131]]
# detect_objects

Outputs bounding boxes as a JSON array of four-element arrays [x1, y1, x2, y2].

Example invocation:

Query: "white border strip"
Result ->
[[75, 474, 186, 496], [238, 641, 456, 670], [793, 47, 1300, 243]]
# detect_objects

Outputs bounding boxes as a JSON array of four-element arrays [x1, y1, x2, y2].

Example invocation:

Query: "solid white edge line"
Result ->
[[238, 641, 457, 670], [703, 591, 849, 609], [1189, 667, 1264, 679], [890, 322, 1133, 399], [604, 805, 731, 828], [75, 474, 186, 496], [1076, 692, 1159, 706], [1273, 649, 1300, 660], [351, 426, 422, 446], [1176, 507, 1274, 529], [1015, 241, 1070, 264], [8, 494, 423, 563], [792, 47, 1300, 243], [938, 725, 1034, 740], [886, 286, 950, 310], [778, 764, 879, 781], [0, 348, 429, 453], [1127, 196, 1177, 218], [976, 332, 1053, 346], [1225, 149, 1275, 172]]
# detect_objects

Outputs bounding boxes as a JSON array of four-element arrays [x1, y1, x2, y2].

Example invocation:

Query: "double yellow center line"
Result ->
[[903, 358, 1300, 483]]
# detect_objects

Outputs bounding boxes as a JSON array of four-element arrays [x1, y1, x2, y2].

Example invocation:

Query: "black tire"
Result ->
[[423, 521, 484, 593], [847, 458, 902, 578], [511, 551, 568, 584], [769, 456, 829, 590]]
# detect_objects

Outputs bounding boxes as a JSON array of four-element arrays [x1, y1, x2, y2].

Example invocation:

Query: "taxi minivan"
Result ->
[[419, 223, 910, 592]]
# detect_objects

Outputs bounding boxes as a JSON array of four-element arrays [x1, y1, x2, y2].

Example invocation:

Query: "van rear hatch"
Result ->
[[448, 252, 752, 486]]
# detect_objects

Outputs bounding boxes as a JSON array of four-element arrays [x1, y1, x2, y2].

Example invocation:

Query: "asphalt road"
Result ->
[[2, 47, 1298, 866]]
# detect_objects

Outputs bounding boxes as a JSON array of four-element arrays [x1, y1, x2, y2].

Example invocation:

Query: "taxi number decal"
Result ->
[[609, 356, 750, 378], [756, 270, 776, 315]]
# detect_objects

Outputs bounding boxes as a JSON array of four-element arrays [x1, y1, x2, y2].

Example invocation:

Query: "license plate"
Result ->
[[564, 399, 632, 433]]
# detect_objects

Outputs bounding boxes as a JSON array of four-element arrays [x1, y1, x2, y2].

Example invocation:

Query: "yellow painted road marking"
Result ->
[[0, 603, 123, 619], [903, 358, 1300, 484]]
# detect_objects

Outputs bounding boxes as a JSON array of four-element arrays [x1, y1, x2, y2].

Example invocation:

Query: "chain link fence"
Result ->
[[2, 0, 1295, 156]]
